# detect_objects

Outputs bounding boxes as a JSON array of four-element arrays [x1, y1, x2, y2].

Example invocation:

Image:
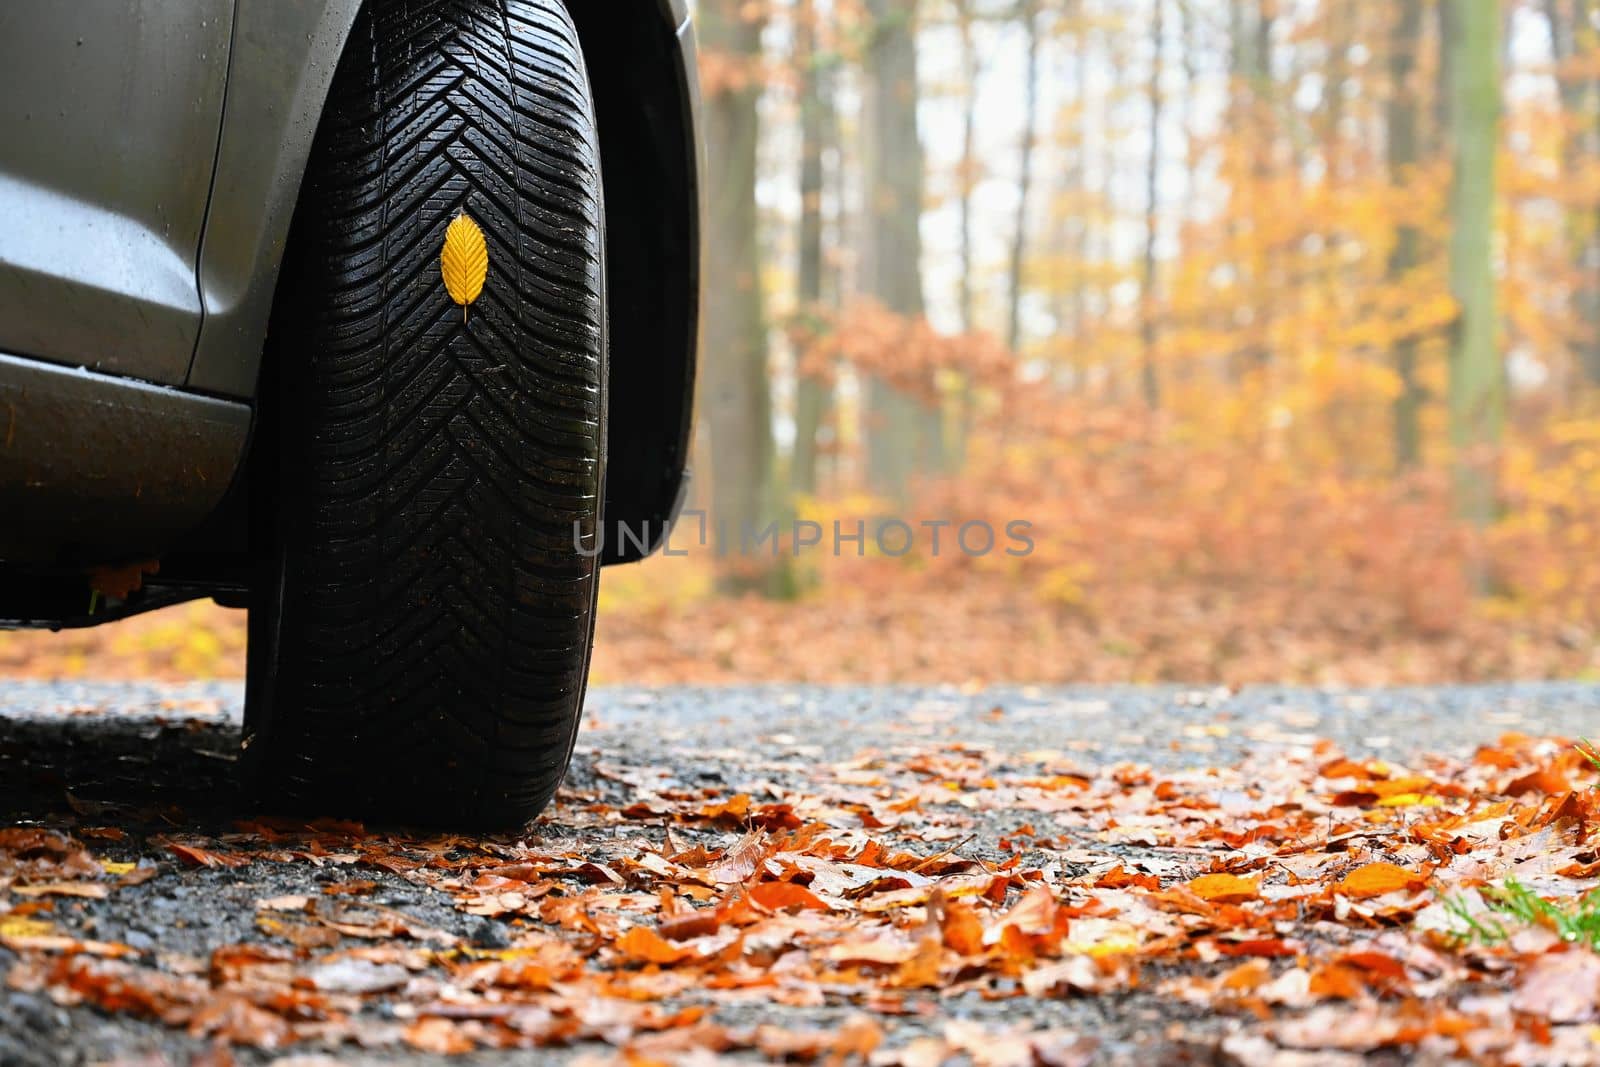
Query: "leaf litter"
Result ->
[[4, 724, 1600, 1063]]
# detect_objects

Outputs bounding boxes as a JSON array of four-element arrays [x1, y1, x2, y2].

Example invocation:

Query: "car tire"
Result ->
[[244, 0, 606, 828]]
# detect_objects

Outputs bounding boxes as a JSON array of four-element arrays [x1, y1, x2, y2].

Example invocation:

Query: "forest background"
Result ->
[[7, 0, 1600, 686]]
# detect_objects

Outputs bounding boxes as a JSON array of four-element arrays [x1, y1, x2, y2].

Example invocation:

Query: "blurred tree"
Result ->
[[1139, 0, 1164, 409], [656, 0, 1600, 652], [1005, 0, 1043, 356], [699, 0, 778, 586], [1320, 2, 1351, 182], [1434, 1, 1454, 152], [955, 0, 982, 336], [1387, 0, 1425, 470], [1545, 0, 1600, 386], [1061, 0, 1088, 350], [862, 0, 942, 490], [952, 0, 984, 465], [792, 0, 836, 496], [1225, 0, 1275, 377], [1445, 0, 1504, 529]]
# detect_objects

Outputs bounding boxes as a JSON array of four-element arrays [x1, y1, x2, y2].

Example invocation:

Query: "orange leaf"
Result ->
[[1187, 873, 1260, 904], [938, 899, 987, 956], [1340, 951, 1409, 982], [748, 881, 831, 913], [1095, 865, 1160, 891], [822, 937, 919, 965], [1506, 766, 1573, 796], [1332, 862, 1423, 899], [1215, 938, 1298, 958], [87, 559, 159, 599], [165, 842, 249, 869], [697, 793, 752, 824], [1308, 962, 1366, 999], [1370, 776, 1435, 798], [616, 925, 693, 965], [658, 910, 723, 942], [890, 936, 945, 989], [1320, 758, 1378, 779], [1220, 958, 1271, 992], [404, 1018, 474, 1055]]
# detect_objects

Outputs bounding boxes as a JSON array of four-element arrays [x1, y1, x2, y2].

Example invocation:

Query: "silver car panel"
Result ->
[[187, 0, 362, 396], [0, 353, 250, 562], [0, 1, 232, 384]]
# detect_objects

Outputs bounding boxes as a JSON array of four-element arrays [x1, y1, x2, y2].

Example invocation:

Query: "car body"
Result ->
[[0, 0, 700, 627]]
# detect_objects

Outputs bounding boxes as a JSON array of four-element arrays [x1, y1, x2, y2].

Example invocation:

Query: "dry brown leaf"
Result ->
[[86, 559, 159, 599], [404, 1017, 475, 1055], [1512, 950, 1600, 1022], [706, 830, 768, 885]]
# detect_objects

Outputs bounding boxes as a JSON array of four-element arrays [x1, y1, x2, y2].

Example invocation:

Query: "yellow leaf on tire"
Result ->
[[440, 212, 488, 309]]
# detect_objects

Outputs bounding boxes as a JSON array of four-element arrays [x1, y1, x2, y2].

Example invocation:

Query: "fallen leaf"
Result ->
[[748, 881, 831, 913], [617, 925, 695, 965], [1332, 862, 1423, 899], [165, 842, 250, 869], [1512, 950, 1600, 1022], [1187, 873, 1260, 904], [659, 909, 723, 942], [256, 895, 311, 912], [404, 1017, 474, 1055], [10, 881, 109, 899], [707, 830, 768, 885], [302, 958, 411, 995]]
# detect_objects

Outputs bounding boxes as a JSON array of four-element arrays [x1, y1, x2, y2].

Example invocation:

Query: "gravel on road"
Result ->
[[2, 682, 1598, 1066]]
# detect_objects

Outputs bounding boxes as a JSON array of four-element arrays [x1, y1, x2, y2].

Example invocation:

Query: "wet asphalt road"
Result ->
[[2, 682, 1599, 1065]]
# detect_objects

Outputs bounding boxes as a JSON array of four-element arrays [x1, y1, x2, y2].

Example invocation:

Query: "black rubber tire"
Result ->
[[244, 0, 606, 829]]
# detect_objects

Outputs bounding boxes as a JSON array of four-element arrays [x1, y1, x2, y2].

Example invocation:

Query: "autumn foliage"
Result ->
[[7, 1, 1600, 683], [6, 712, 1600, 1060]]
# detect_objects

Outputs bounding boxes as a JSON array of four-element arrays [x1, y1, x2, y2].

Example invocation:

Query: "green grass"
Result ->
[[1441, 743, 1600, 948], [1443, 878, 1600, 950], [1577, 738, 1600, 782]]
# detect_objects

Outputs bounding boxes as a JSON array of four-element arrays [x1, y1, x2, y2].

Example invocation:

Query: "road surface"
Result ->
[[2, 682, 1598, 1065]]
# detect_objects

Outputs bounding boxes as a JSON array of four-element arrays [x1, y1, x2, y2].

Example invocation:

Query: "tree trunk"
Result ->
[[1322, 3, 1350, 181], [1546, 0, 1600, 386], [952, 0, 984, 464], [1433, 1, 1455, 154], [1058, 0, 1088, 349], [1177, 0, 1196, 200], [792, 0, 832, 496], [1388, 0, 1425, 471], [1139, 0, 1164, 409], [698, 0, 775, 582], [1226, 0, 1273, 378], [1585, 0, 1600, 385], [1445, 0, 1504, 529], [956, 0, 980, 336], [1005, 0, 1042, 356], [862, 0, 937, 492]]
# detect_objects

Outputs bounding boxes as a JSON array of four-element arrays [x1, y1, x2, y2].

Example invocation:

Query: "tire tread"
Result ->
[[248, 0, 605, 828]]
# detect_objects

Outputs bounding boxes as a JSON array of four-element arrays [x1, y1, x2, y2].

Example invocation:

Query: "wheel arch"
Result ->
[[191, 0, 699, 566], [568, 0, 702, 565]]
